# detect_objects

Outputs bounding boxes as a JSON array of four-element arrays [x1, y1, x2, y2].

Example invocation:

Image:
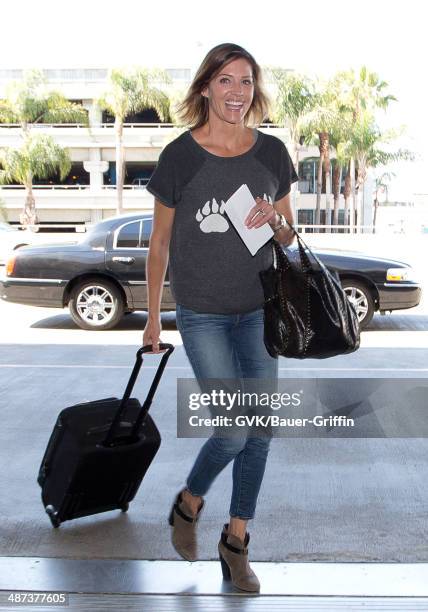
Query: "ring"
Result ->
[[259, 209, 266, 217]]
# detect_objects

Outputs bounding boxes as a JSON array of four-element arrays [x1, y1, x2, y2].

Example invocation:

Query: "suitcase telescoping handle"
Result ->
[[102, 343, 175, 447]]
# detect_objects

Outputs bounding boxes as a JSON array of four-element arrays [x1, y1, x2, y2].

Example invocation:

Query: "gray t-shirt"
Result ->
[[146, 128, 299, 314]]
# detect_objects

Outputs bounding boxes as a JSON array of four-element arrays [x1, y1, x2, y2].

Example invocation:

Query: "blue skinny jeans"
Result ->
[[175, 303, 278, 520]]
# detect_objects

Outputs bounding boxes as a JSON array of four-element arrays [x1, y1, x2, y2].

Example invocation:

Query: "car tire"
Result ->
[[341, 279, 375, 328], [69, 278, 125, 330]]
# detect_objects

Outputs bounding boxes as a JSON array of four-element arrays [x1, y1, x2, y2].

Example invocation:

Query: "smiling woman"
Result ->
[[200, 64, 255, 136], [175, 43, 271, 131], [142, 42, 301, 594]]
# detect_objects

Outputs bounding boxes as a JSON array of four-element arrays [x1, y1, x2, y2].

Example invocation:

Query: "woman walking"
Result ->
[[143, 42, 298, 592]]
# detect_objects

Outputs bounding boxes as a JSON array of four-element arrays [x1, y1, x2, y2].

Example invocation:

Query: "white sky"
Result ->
[[1, 0, 426, 201]]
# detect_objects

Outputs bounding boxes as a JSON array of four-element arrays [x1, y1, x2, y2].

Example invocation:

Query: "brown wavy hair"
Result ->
[[175, 43, 272, 129]]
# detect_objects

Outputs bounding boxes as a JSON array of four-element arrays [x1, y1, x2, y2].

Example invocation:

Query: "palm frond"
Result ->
[[3, 69, 89, 126], [95, 66, 172, 122], [41, 93, 89, 125], [0, 134, 71, 184], [0, 100, 19, 123]]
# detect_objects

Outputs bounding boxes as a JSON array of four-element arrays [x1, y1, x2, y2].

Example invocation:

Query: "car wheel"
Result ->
[[69, 278, 125, 330], [341, 279, 374, 328]]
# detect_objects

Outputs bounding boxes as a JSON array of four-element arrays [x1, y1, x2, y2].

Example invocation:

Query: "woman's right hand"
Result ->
[[142, 315, 163, 354]]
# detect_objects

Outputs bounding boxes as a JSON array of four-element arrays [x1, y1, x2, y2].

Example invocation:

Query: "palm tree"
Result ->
[[299, 81, 339, 230], [267, 68, 318, 219], [0, 134, 72, 225], [329, 145, 346, 232], [372, 172, 394, 233], [333, 147, 354, 231], [0, 69, 88, 225], [338, 112, 414, 234], [321, 79, 358, 232], [368, 142, 414, 234], [330, 66, 397, 230], [96, 67, 171, 215]]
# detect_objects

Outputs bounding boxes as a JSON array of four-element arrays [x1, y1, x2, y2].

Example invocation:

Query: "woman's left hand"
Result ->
[[245, 196, 278, 229]]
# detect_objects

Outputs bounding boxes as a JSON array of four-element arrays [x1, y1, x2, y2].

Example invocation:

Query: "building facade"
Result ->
[[0, 68, 374, 230]]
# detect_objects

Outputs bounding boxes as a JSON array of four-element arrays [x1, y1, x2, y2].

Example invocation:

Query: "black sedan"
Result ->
[[0, 213, 422, 331]]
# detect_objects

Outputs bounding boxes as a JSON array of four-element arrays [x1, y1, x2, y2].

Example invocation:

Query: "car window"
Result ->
[[116, 221, 141, 248], [141, 219, 153, 248]]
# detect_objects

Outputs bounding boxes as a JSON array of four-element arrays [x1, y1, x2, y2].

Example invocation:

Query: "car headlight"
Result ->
[[386, 267, 417, 282], [6, 254, 16, 276]]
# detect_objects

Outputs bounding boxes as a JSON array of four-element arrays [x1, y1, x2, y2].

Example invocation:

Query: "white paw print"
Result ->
[[196, 198, 229, 233]]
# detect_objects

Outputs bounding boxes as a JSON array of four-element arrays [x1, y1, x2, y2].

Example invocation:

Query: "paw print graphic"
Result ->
[[196, 198, 229, 233]]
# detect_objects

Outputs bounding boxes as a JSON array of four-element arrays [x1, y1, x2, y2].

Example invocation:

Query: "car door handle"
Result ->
[[112, 256, 135, 264]]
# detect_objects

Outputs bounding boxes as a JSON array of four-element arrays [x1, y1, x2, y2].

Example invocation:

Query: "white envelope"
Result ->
[[223, 184, 273, 256]]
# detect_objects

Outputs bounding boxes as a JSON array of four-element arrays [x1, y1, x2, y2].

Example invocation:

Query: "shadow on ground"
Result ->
[[28, 310, 428, 332], [30, 311, 178, 331]]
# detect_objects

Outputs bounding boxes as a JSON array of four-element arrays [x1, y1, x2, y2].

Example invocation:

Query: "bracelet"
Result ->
[[271, 213, 286, 233]]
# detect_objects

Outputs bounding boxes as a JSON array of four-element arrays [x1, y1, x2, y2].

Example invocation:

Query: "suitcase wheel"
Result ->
[[120, 503, 129, 513], [46, 505, 61, 528]]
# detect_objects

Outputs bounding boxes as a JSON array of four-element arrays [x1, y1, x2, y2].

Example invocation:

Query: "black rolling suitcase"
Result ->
[[37, 343, 175, 528]]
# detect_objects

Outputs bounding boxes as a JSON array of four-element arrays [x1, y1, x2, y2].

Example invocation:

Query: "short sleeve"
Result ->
[[276, 143, 299, 200], [146, 147, 177, 208]]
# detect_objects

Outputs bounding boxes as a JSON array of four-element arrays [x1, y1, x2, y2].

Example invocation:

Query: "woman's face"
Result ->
[[201, 57, 255, 125]]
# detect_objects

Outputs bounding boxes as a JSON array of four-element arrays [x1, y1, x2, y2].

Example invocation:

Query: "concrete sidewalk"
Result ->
[[1, 340, 427, 562]]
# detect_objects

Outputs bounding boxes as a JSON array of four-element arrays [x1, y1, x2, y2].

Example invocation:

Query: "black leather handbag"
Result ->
[[259, 222, 361, 359]]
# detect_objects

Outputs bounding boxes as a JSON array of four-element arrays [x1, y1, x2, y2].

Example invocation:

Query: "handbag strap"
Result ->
[[271, 228, 312, 273], [275, 219, 328, 272], [285, 219, 325, 270], [270, 227, 313, 354]]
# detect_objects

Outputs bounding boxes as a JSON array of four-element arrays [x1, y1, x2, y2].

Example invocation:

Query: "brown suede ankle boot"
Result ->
[[218, 523, 260, 592], [168, 489, 205, 561]]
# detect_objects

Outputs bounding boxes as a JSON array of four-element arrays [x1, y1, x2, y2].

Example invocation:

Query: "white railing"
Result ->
[[11, 222, 428, 239], [294, 224, 428, 236], [9, 222, 416, 236], [0, 123, 167, 129], [0, 122, 173, 130], [101, 184, 148, 190], [0, 184, 91, 190], [296, 224, 373, 233], [1, 184, 148, 190], [294, 224, 417, 235], [0, 123, 90, 129], [9, 223, 87, 233], [0, 122, 285, 130]]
